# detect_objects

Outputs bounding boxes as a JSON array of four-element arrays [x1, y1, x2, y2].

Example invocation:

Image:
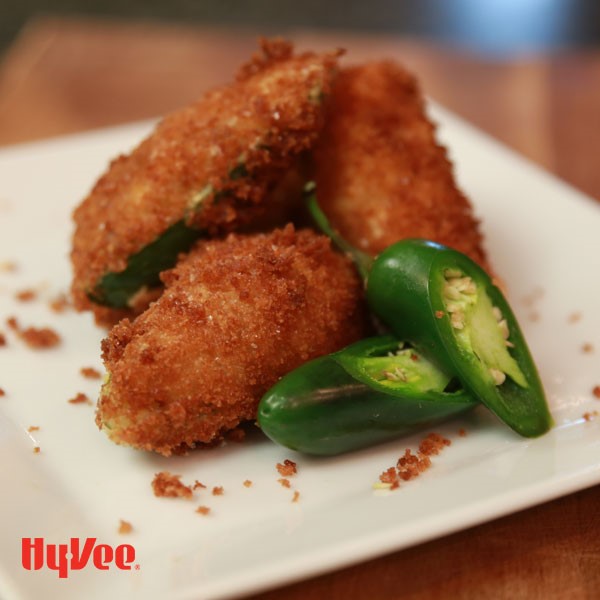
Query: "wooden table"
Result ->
[[2, 17, 599, 599]]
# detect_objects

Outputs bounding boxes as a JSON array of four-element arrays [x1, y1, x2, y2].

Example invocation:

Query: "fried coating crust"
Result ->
[[72, 38, 340, 324], [97, 225, 369, 455], [314, 62, 489, 270]]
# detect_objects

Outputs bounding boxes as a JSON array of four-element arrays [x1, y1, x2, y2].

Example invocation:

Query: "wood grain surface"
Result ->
[[1, 17, 599, 600]]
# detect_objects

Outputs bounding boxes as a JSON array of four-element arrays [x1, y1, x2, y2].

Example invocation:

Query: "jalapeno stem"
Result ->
[[305, 184, 373, 281]]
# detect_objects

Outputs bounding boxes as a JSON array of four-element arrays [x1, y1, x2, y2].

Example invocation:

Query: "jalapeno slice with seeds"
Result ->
[[258, 336, 477, 455]]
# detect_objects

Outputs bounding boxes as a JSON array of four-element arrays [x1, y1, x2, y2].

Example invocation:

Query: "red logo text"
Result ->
[[21, 537, 136, 578]]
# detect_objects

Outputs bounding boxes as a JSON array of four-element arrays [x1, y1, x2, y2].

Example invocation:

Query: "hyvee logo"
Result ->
[[22, 537, 136, 578]]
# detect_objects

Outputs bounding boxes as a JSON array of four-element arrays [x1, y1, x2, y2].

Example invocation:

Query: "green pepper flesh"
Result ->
[[88, 219, 203, 308], [366, 240, 553, 437], [258, 336, 477, 456]]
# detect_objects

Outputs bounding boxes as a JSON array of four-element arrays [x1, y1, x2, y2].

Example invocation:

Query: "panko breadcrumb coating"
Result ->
[[97, 225, 369, 455], [71, 38, 340, 326], [314, 62, 488, 270]]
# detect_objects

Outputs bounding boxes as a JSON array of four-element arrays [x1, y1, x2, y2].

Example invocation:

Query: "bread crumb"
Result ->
[[0, 261, 17, 273], [458, 428, 467, 437], [568, 311, 582, 324], [0, 332, 6, 347], [68, 392, 92, 405], [15, 289, 37, 302], [435, 310, 444, 319], [521, 286, 544, 307], [278, 478, 291, 488], [377, 432, 452, 492], [33, 446, 40, 454], [592, 386, 600, 399], [80, 366, 101, 379], [152, 472, 193, 499], [396, 449, 431, 481], [582, 343, 594, 354], [0, 388, 5, 397], [292, 491, 300, 503], [27, 425, 39, 432], [193, 480, 207, 490], [212, 486, 224, 496], [49, 293, 70, 313], [243, 480, 253, 488], [7, 317, 60, 349], [419, 432, 451, 456], [225, 427, 245, 443], [276, 459, 297, 477], [196, 506, 211, 515], [583, 411, 598, 422], [118, 520, 133, 534]]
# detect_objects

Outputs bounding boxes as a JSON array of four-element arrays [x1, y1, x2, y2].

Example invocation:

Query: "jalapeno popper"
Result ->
[[71, 39, 340, 326], [313, 61, 488, 269], [97, 225, 370, 456]]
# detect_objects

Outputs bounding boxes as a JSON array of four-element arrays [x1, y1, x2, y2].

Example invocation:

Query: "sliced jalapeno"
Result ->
[[366, 239, 552, 437], [258, 336, 477, 455]]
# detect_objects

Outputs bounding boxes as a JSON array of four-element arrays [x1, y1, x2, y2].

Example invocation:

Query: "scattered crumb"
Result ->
[[243, 480, 253, 488], [276, 459, 297, 477], [118, 520, 133, 534], [196, 506, 211, 515], [0, 388, 5, 397], [278, 478, 291, 488], [193, 480, 207, 490], [522, 286, 544, 307], [458, 428, 467, 437], [27, 425, 39, 432], [48, 293, 70, 313], [396, 449, 431, 481], [376, 432, 453, 492], [435, 310, 444, 319], [568, 311, 582, 324], [15, 289, 37, 302], [0, 332, 5, 346], [212, 486, 224, 496], [7, 317, 60, 349], [68, 392, 92, 405], [410, 353, 419, 362], [583, 411, 598, 422], [419, 432, 451, 456], [33, 446, 40, 454], [0, 261, 17, 273], [152, 472, 193, 499], [593, 386, 600, 399], [582, 343, 594, 354], [80, 366, 101, 379], [292, 491, 300, 503], [225, 427, 246, 443]]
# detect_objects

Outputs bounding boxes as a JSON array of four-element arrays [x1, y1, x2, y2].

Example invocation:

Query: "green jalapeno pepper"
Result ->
[[366, 239, 552, 437], [307, 191, 552, 438], [258, 336, 478, 455]]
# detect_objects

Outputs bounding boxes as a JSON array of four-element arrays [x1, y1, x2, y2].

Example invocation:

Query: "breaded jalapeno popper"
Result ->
[[71, 39, 340, 326], [97, 226, 369, 455], [313, 61, 489, 269]]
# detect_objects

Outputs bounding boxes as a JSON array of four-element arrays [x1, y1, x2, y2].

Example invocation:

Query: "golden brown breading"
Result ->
[[314, 61, 489, 270], [71, 39, 340, 325], [97, 225, 370, 455]]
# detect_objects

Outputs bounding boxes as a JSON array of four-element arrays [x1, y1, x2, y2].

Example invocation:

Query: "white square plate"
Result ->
[[1, 105, 599, 600]]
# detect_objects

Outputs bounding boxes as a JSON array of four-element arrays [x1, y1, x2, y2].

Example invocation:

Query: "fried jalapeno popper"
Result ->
[[97, 226, 369, 456], [314, 61, 488, 269], [71, 39, 340, 325]]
